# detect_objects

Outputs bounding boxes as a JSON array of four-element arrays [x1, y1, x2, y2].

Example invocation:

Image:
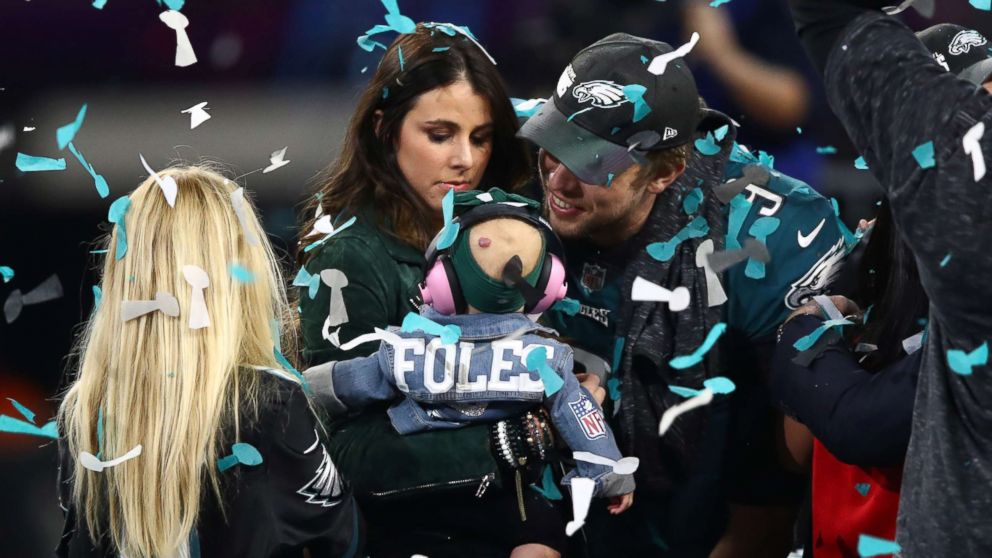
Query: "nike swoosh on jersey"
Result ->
[[797, 218, 826, 248]]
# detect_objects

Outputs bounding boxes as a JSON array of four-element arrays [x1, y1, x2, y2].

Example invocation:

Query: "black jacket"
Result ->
[[789, 5, 992, 555], [772, 314, 921, 467], [56, 374, 363, 558]]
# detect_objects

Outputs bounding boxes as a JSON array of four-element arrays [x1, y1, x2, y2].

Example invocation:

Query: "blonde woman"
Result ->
[[57, 166, 362, 558]]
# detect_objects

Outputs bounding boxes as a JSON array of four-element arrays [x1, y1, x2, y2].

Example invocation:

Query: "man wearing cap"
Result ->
[[518, 33, 846, 556], [787, 2, 992, 556], [918, 23, 992, 92]]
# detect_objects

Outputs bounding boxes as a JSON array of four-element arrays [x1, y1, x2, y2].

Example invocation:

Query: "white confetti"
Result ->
[[658, 388, 714, 436], [121, 291, 180, 321], [181, 101, 211, 129], [963, 122, 987, 182], [79, 444, 142, 472], [159, 10, 197, 67], [263, 147, 291, 174], [181, 265, 210, 329], [647, 32, 699, 76], [631, 276, 690, 311]]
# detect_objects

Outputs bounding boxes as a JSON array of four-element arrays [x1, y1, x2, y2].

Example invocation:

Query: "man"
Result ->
[[787, 2, 992, 555], [518, 33, 847, 556]]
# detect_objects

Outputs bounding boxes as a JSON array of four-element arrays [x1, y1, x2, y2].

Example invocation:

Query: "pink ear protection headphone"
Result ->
[[419, 203, 569, 315]]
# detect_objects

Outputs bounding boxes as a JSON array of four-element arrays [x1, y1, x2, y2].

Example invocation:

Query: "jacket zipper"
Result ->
[[370, 472, 496, 498]]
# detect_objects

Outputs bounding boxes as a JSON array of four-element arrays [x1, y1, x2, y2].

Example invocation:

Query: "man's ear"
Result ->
[[646, 160, 686, 194], [372, 109, 384, 137]]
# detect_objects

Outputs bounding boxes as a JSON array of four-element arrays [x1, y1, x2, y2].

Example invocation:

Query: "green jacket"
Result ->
[[299, 212, 500, 500]]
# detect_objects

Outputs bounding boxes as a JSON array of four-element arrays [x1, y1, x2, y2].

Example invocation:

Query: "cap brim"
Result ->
[[961, 58, 992, 86], [518, 100, 639, 186]]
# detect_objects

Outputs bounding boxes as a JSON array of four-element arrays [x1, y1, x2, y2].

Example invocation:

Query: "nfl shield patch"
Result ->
[[580, 262, 607, 292], [569, 396, 607, 440]]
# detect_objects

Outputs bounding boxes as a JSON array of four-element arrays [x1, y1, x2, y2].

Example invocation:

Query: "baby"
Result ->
[[306, 197, 634, 551]]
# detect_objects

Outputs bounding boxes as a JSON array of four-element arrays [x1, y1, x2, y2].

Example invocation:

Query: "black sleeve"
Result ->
[[771, 315, 921, 467], [265, 386, 365, 556], [811, 12, 992, 337], [786, 0, 875, 73]]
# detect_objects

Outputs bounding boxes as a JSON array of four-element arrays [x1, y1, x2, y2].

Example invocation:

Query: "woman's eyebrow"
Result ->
[[423, 119, 460, 130], [471, 123, 494, 134]]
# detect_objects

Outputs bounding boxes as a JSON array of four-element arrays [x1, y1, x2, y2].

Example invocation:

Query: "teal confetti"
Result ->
[[96, 406, 104, 459], [0, 266, 13, 283], [831, 198, 860, 253], [93, 285, 102, 311], [793, 318, 853, 351], [947, 341, 988, 376], [758, 150, 775, 169], [302, 215, 358, 253], [67, 142, 110, 198], [855, 483, 871, 497], [669, 385, 701, 398], [816, 146, 838, 155], [0, 415, 58, 439], [551, 297, 580, 316], [56, 104, 87, 150], [703, 376, 735, 394], [694, 132, 721, 156], [382, 87, 389, 99], [725, 194, 752, 251], [857, 534, 901, 557], [217, 442, 263, 472], [622, 84, 651, 123], [292, 266, 321, 299], [710, 0, 732, 5], [854, 156, 869, 170], [640, 55, 649, 64], [912, 141, 935, 169], [940, 253, 952, 267], [432, 47, 450, 52], [7, 398, 36, 424], [796, 127, 803, 135], [90, 249, 108, 254], [607, 172, 616, 187], [530, 464, 563, 500], [15, 153, 66, 172], [611, 337, 625, 375], [525, 346, 564, 397], [610, 126, 621, 135], [714, 124, 729, 141], [274, 348, 310, 392], [969, 0, 990, 10], [682, 187, 703, 215], [398, 46, 405, 71], [745, 216, 780, 279], [512, 97, 544, 119], [607, 377, 621, 402], [401, 312, 462, 345], [669, 322, 727, 369], [92, 0, 107, 8], [436, 188, 460, 250], [158, 0, 185, 9], [647, 216, 709, 262], [228, 263, 255, 284], [108, 195, 131, 260]]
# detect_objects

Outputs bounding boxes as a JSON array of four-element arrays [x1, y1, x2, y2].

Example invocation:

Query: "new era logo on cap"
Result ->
[[663, 127, 678, 141]]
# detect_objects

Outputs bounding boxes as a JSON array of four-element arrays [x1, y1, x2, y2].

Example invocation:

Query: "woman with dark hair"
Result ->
[[770, 199, 928, 557], [296, 23, 565, 558]]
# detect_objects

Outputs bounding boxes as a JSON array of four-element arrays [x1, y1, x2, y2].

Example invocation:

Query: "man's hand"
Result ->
[[577, 373, 606, 406], [608, 492, 634, 515]]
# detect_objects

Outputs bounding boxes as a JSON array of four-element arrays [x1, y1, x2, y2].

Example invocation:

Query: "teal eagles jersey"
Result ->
[[545, 147, 845, 372], [721, 146, 846, 339]]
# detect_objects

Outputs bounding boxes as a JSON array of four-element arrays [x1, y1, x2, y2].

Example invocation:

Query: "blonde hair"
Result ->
[[59, 166, 296, 557], [468, 218, 543, 279]]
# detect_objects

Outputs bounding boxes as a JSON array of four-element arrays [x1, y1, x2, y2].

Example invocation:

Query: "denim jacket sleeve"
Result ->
[[303, 347, 395, 416], [545, 345, 636, 498]]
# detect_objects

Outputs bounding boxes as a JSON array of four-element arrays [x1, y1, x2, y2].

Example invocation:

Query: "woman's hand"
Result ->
[[785, 295, 861, 325], [608, 492, 634, 515], [577, 373, 606, 406]]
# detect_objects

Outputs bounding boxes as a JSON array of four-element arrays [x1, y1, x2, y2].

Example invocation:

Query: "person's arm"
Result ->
[[789, 4, 992, 333], [684, 1, 809, 130], [771, 314, 920, 466], [304, 352, 395, 416], [299, 237, 393, 365]]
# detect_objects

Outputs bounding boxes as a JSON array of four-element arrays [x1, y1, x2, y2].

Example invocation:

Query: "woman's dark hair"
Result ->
[[300, 24, 530, 261], [857, 199, 930, 370]]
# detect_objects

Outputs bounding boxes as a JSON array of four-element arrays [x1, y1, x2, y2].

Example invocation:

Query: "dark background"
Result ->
[[0, 0, 988, 553]]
